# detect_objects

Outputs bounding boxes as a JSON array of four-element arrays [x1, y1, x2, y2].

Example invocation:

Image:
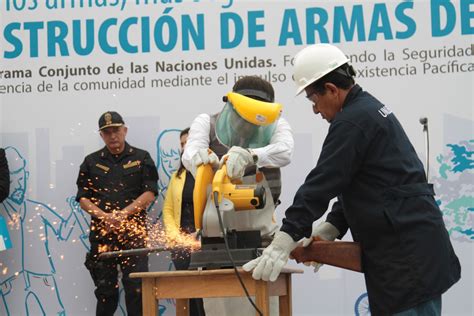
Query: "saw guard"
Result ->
[[202, 176, 278, 238], [193, 164, 214, 230]]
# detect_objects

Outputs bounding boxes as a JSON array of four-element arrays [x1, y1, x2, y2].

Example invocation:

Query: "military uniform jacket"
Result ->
[[281, 85, 460, 315], [76, 143, 158, 245]]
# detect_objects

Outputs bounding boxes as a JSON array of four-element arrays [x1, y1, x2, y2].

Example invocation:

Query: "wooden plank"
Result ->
[[131, 268, 303, 316], [130, 267, 303, 279], [268, 274, 288, 297], [141, 278, 157, 316], [255, 280, 270, 316], [279, 274, 292, 316], [176, 299, 189, 316], [155, 273, 256, 298]]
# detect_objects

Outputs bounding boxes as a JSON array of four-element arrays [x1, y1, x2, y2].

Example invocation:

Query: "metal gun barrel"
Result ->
[[98, 247, 170, 260]]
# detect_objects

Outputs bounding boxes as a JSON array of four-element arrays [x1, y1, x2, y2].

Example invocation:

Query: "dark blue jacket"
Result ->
[[281, 85, 460, 315]]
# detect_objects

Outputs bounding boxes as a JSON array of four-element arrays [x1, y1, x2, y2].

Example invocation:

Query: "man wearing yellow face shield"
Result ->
[[181, 76, 294, 316], [182, 76, 294, 207]]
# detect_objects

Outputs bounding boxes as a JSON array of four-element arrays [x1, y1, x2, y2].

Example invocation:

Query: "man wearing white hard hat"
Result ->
[[244, 44, 460, 315]]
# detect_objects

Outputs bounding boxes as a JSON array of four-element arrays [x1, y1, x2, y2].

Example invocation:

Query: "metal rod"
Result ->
[[98, 246, 170, 260]]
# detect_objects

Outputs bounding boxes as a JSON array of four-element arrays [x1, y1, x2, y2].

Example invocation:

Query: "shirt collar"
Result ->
[[341, 84, 362, 110], [99, 142, 134, 161]]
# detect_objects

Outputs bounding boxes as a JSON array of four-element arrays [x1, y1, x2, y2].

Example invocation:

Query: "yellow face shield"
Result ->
[[215, 92, 283, 149], [227, 92, 282, 126]]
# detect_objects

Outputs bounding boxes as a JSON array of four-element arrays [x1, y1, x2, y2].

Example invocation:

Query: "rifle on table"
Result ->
[[290, 239, 362, 273], [98, 246, 171, 260]]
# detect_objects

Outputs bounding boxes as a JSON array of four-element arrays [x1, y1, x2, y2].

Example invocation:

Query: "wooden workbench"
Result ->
[[130, 267, 303, 316]]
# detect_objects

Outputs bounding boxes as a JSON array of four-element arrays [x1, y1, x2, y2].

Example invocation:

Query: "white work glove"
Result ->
[[301, 222, 340, 273], [222, 146, 255, 180], [191, 148, 219, 177], [243, 231, 300, 282]]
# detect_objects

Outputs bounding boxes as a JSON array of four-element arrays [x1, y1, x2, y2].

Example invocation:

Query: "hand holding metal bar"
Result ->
[[290, 239, 362, 273]]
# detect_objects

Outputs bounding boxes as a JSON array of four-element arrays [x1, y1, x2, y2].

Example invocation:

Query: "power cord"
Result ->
[[213, 191, 263, 316]]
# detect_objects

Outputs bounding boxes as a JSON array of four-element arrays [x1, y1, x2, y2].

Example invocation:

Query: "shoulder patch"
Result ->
[[378, 105, 392, 118]]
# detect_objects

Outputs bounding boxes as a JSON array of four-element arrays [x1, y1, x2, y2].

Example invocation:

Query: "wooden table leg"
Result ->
[[142, 278, 157, 316], [255, 280, 270, 316], [176, 299, 189, 316], [279, 274, 292, 316]]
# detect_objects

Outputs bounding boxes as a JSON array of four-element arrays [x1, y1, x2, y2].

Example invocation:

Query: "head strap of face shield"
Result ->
[[222, 89, 273, 103]]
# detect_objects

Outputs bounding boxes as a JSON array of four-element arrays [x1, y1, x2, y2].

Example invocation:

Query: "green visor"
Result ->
[[215, 102, 277, 149]]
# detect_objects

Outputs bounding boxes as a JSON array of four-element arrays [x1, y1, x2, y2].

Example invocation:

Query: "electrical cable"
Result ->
[[213, 191, 263, 316]]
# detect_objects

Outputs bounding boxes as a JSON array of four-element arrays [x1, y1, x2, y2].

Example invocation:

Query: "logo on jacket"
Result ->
[[378, 105, 392, 118]]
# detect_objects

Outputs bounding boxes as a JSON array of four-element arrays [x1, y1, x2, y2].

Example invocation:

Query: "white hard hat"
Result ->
[[293, 44, 349, 95]]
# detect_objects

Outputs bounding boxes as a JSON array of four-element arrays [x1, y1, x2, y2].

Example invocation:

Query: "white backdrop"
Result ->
[[0, 1, 472, 315]]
